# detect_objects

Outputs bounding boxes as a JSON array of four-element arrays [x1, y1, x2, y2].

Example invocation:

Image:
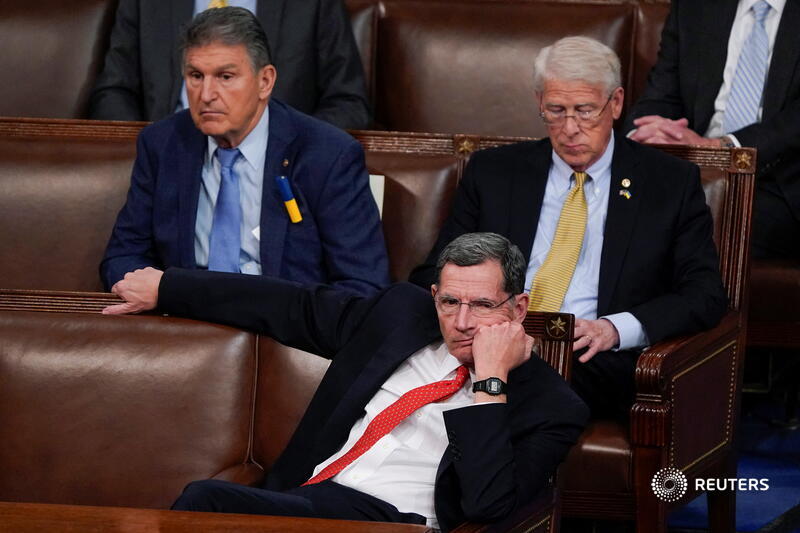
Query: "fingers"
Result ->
[[102, 302, 141, 315]]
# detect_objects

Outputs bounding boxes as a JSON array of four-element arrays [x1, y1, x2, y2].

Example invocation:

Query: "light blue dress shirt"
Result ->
[[523, 133, 649, 351], [178, 0, 258, 111], [195, 105, 268, 275]]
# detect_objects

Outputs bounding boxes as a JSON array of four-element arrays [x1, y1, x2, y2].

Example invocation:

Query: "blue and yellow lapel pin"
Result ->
[[275, 175, 303, 223], [618, 178, 632, 200]]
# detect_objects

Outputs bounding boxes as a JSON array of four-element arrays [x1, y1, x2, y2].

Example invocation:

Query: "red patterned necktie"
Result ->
[[303, 365, 470, 486]]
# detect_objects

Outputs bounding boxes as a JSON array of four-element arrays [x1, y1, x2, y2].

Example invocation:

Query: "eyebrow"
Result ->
[[185, 62, 240, 72]]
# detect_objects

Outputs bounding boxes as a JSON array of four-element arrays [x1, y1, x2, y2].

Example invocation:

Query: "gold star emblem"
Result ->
[[734, 152, 752, 170], [457, 138, 476, 155], [547, 316, 567, 338]]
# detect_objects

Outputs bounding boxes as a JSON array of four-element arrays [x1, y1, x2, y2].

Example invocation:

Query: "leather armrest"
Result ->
[[634, 310, 739, 396], [450, 486, 557, 533], [211, 463, 265, 486]]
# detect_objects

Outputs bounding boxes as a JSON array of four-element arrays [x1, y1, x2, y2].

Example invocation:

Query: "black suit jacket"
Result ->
[[158, 270, 589, 532], [410, 137, 727, 345], [624, 0, 800, 219], [89, 0, 370, 130]]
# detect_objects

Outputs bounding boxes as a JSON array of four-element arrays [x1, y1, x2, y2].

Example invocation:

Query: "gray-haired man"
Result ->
[[104, 232, 587, 531], [411, 36, 727, 418]]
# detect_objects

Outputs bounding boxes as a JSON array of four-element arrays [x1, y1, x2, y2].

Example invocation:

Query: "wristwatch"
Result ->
[[472, 377, 507, 395]]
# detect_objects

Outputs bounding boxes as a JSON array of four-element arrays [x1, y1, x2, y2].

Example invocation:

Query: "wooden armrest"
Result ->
[[450, 486, 557, 533], [633, 310, 740, 396], [211, 463, 265, 486]]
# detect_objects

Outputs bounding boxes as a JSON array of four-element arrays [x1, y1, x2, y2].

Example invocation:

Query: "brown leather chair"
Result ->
[[0, 306, 259, 509], [0, 0, 117, 118]]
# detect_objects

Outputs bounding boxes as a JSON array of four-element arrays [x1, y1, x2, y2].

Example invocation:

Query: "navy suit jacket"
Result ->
[[625, 0, 800, 220], [410, 137, 727, 345], [101, 99, 390, 295], [158, 270, 589, 532], [89, 0, 370, 130]]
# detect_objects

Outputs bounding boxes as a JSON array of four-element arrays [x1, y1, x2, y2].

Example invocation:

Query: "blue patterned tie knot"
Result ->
[[207, 147, 242, 273], [753, 0, 770, 23]]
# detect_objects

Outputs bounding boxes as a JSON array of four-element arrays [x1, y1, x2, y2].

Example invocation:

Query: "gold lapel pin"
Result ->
[[621, 178, 631, 188], [282, 158, 290, 168]]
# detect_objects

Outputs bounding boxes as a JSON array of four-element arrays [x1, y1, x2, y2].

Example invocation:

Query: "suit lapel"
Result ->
[[174, 113, 207, 268], [259, 100, 297, 277], [597, 139, 642, 316], [694, 0, 738, 129], [763, 0, 800, 118], [257, 0, 285, 58], [508, 140, 552, 261]]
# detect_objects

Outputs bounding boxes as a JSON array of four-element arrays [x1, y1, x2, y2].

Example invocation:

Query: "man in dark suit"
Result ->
[[625, 0, 800, 259], [410, 36, 727, 417], [100, 7, 388, 296], [103, 232, 588, 531], [89, 0, 369, 130]]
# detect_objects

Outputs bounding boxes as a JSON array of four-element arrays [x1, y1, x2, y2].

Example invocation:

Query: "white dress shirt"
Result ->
[[706, 0, 786, 141], [194, 105, 268, 274], [311, 341, 477, 529], [523, 133, 649, 351]]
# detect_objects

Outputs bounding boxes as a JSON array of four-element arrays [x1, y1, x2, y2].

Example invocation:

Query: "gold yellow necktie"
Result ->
[[528, 172, 588, 312], [207, 0, 229, 8]]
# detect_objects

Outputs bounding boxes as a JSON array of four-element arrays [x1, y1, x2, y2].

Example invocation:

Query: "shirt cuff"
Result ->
[[601, 312, 649, 351], [725, 134, 742, 147]]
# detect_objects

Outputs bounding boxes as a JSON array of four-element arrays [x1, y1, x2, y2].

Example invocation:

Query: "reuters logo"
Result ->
[[651, 467, 688, 502]]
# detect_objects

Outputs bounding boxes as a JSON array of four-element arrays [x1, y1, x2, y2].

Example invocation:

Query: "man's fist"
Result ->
[[103, 267, 164, 315]]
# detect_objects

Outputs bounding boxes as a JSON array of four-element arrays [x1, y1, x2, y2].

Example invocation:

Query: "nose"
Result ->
[[200, 77, 217, 103], [562, 115, 581, 136], [454, 303, 474, 332]]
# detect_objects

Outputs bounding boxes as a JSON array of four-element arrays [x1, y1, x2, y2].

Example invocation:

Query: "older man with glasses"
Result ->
[[410, 36, 727, 419]]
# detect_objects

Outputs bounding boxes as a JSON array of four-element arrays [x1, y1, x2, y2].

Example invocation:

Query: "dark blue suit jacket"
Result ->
[[101, 99, 390, 295], [158, 271, 589, 532]]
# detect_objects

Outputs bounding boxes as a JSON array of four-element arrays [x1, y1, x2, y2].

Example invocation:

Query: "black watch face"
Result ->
[[487, 378, 503, 394]]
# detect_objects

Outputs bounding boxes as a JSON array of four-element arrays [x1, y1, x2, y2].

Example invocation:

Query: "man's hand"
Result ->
[[630, 115, 721, 147], [102, 267, 164, 315], [573, 318, 619, 363], [471, 321, 534, 383]]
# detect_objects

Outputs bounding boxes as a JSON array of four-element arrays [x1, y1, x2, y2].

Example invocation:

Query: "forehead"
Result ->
[[540, 79, 606, 104], [438, 261, 505, 298], [184, 42, 251, 69]]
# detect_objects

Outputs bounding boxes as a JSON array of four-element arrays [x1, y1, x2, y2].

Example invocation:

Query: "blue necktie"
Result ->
[[724, 0, 771, 133], [207, 147, 242, 273]]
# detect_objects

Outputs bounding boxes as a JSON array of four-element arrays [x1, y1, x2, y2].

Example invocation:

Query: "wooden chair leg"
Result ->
[[634, 448, 667, 533]]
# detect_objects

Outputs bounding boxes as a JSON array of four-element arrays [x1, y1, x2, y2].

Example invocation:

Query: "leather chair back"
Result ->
[[0, 131, 135, 291], [0, 310, 257, 509], [373, 0, 634, 137], [0, 0, 117, 118]]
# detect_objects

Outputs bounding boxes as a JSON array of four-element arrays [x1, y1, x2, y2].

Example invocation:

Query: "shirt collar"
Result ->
[[205, 105, 270, 171], [550, 131, 615, 193]]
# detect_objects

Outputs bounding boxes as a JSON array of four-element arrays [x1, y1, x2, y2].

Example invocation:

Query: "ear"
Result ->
[[431, 285, 438, 299], [258, 64, 277, 101], [610, 86, 625, 120], [511, 293, 529, 323]]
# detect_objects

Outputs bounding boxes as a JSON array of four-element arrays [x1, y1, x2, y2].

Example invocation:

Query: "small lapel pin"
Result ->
[[621, 178, 631, 188], [619, 189, 631, 200], [282, 158, 290, 168]]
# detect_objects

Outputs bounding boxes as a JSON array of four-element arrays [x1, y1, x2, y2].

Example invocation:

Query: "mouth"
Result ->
[[199, 110, 224, 118]]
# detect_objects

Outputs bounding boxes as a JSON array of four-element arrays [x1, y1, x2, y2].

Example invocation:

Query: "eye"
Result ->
[[220, 73, 234, 81], [439, 296, 460, 307], [472, 300, 496, 310], [188, 71, 202, 80]]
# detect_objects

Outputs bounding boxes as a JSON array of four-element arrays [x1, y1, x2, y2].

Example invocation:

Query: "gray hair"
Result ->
[[434, 233, 527, 295], [180, 6, 272, 72], [533, 36, 621, 94]]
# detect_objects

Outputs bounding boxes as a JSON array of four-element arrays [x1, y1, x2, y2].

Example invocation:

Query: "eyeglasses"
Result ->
[[539, 93, 614, 128], [434, 294, 515, 317]]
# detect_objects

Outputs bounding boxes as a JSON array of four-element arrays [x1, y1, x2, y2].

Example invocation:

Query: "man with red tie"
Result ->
[[104, 232, 587, 531]]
